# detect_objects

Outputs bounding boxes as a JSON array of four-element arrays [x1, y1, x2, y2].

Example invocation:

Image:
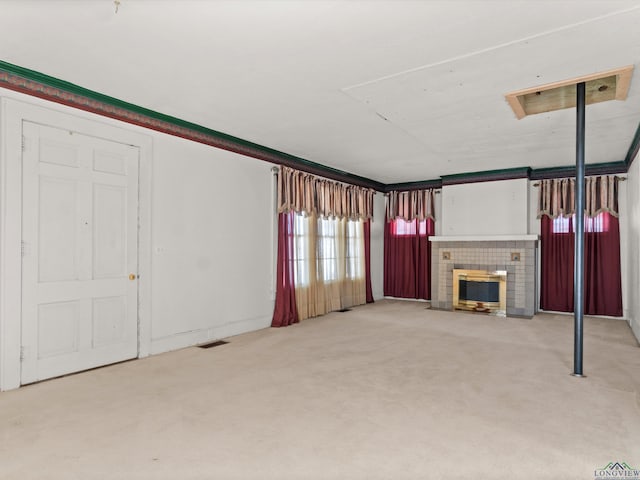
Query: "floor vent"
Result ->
[[337, 308, 351, 312], [198, 340, 229, 349]]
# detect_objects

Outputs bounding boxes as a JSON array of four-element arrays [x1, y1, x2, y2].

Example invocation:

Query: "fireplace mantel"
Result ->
[[430, 235, 539, 242]]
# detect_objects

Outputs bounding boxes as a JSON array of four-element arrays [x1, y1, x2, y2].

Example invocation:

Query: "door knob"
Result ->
[[129, 273, 137, 280]]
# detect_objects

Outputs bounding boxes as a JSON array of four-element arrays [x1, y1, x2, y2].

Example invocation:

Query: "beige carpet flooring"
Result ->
[[1, 300, 640, 480]]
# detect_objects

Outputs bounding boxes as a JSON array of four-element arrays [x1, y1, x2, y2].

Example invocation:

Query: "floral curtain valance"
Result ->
[[385, 189, 436, 222], [537, 175, 620, 219], [277, 166, 375, 220]]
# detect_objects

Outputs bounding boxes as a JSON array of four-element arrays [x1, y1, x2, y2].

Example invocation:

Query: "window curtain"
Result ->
[[384, 189, 436, 300], [538, 176, 622, 317], [272, 166, 374, 326], [364, 219, 374, 304], [277, 166, 375, 220], [538, 175, 619, 218], [271, 211, 299, 327], [294, 215, 366, 321]]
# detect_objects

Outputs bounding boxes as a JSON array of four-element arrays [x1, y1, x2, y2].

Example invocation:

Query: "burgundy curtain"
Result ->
[[383, 215, 434, 300], [364, 219, 374, 304], [540, 213, 622, 316], [271, 212, 299, 327]]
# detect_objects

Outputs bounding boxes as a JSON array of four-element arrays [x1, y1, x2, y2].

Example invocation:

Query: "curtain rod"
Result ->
[[274, 165, 444, 192], [532, 176, 626, 187], [386, 189, 442, 193], [271, 165, 379, 191]]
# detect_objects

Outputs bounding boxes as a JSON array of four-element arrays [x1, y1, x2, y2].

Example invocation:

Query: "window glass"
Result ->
[[346, 219, 362, 280], [391, 218, 427, 236], [552, 212, 608, 234], [293, 214, 310, 286], [292, 214, 364, 286], [317, 217, 338, 282]]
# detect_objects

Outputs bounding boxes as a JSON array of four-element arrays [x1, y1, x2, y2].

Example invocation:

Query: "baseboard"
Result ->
[[382, 296, 430, 303], [150, 315, 272, 355], [630, 318, 640, 346]]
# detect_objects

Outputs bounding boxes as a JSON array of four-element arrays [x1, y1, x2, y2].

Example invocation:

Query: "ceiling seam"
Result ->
[[342, 5, 640, 92]]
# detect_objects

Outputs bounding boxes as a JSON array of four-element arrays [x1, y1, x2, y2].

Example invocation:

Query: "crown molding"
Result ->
[[441, 167, 531, 186], [529, 161, 627, 180], [0, 60, 634, 193], [383, 179, 443, 192], [624, 121, 640, 167], [386, 161, 629, 192], [0, 60, 384, 191]]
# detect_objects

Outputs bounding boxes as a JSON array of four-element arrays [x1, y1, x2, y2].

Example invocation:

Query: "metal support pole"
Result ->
[[573, 82, 586, 377]]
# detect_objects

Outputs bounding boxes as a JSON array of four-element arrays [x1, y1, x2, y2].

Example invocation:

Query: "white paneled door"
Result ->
[[21, 122, 140, 384]]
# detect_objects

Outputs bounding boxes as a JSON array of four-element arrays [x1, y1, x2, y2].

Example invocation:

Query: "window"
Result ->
[[390, 218, 428, 236], [293, 213, 363, 286], [317, 217, 338, 282], [293, 213, 310, 286], [384, 217, 434, 300], [552, 212, 609, 234], [540, 211, 622, 316], [346, 219, 362, 280]]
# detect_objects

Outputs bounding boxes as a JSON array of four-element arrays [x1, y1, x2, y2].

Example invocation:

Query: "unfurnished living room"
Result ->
[[1, 1, 640, 479]]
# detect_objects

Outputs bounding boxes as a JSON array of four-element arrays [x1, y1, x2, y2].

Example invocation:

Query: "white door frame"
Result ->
[[0, 98, 153, 391]]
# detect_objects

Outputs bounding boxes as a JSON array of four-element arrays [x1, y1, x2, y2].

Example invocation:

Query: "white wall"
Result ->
[[527, 181, 541, 237], [370, 192, 385, 300], [149, 135, 275, 353], [0, 88, 394, 391], [433, 191, 443, 236], [0, 89, 276, 389], [626, 156, 640, 341], [528, 181, 541, 311], [441, 178, 529, 236], [618, 178, 630, 321]]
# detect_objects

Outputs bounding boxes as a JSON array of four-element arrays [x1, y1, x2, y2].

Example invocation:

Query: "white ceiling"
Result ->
[[2, 0, 640, 184]]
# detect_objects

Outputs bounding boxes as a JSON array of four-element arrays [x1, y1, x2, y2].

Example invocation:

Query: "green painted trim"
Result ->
[[529, 161, 627, 180], [0, 60, 632, 193], [0, 60, 384, 191], [383, 179, 442, 192], [624, 121, 640, 166], [441, 167, 531, 186], [385, 161, 628, 190]]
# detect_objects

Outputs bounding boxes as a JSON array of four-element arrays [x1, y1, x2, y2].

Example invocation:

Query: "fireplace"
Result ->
[[430, 235, 538, 318], [452, 269, 507, 316]]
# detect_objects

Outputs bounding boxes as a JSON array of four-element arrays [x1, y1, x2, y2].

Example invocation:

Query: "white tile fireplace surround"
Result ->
[[430, 235, 538, 318]]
